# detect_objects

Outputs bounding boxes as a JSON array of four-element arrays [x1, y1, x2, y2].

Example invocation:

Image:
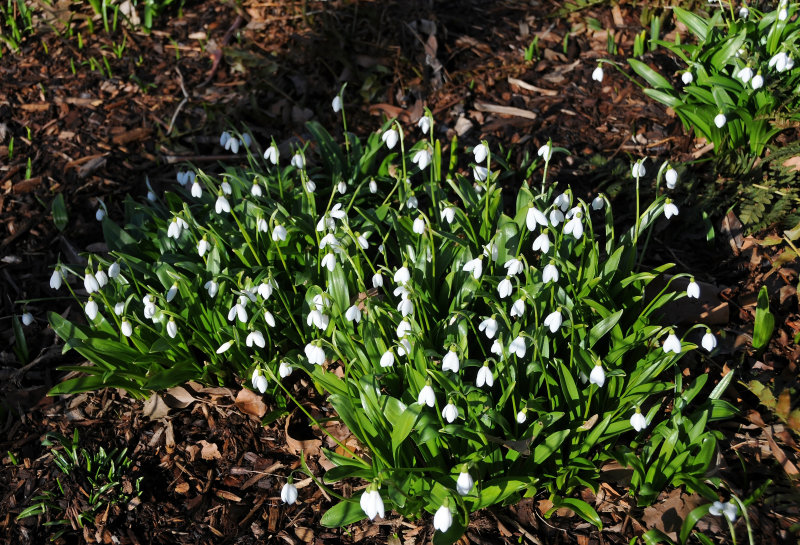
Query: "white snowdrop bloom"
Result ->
[[516, 410, 527, 424], [369, 179, 378, 193], [96, 207, 106, 221], [435, 206, 454, 226], [380, 350, 394, 368], [564, 214, 584, 239], [251, 182, 263, 197], [687, 280, 700, 299], [589, 365, 606, 387], [504, 258, 524, 276], [542, 263, 559, 283], [332, 95, 342, 113], [106, 262, 120, 280], [360, 488, 385, 521], [702, 330, 717, 352], [737, 66, 753, 83], [549, 208, 564, 226], [143, 294, 157, 320], [345, 305, 362, 323], [497, 277, 513, 299], [664, 200, 679, 219], [307, 309, 330, 331], [216, 340, 234, 354], [121, 319, 133, 337], [337, 181, 347, 194], [304, 342, 326, 365], [281, 482, 298, 505], [592, 195, 605, 210], [317, 203, 346, 232], [537, 143, 552, 161], [264, 145, 279, 165], [663, 332, 682, 354], [630, 410, 647, 432], [418, 116, 431, 134], [418, 385, 436, 407], [769, 52, 791, 72], [714, 113, 727, 128], [510, 298, 526, 318], [394, 266, 411, 285], [473, 143, 488, 163], [215, 195, 231, 214], [490, 339, 503, 356], [631, 160, 646, 179], [412, 148, 432, 170], [84, 271, 100, 294], [264, 310, 276, 327], [177, 171, 190, 185], [433, 504, 453, 533], [255, 218, 268, 233], [224, 136, 240, 154], [246, 330, 266, 348], [250, 372, 266, 394], [442, 403, 458, 423], [396, 320, 412, 338], [591, 65, 604, 82], [242, 134, 253, 149], [407, 195, 418, 209], [681, 71, 694, 85], [190, 180, 202, 198], [198, 238, 210, 257], [554, 192, 570, 211], [166, 283, 178, 303], [353, 232, 368, 250], [166, 318, 177, 339], [532, 233, 551, 253], [220, 131, 231, 148], [227, 300, 248, 323], [291, 153, 305, 169], [473, 166, 489, 181], [381, 129, 398, 149], [321, 252, 337, 271], [509, 335, 526, 357], [204, 280, 219, 298], [394, 285, 410, 299], [525, 207, 548, 231], [95, 269, 108, 288], [442, 350, 460, 373], [463, 257, 483, 279], [268, 224, 286, 242], [279, 360, 293, 378], [413, 215, 426, 235], [456, 471, 474, 496], [218, 181, 231, 195], [114, 302, 125, 316], [476, 365, 494, 387], [397, 297, 414, 317], [543, 310, 563, 333], [709, 501, 738, 522], [21, 312, 35, 326], [397, 338, 411, 356], [738, 5, 748, 18], [751, 74, 764, 89], [484, 241, 499, 262], [665, 168, 678, 189], [372, 273, 384, 288], [478, 317, 498, 339]]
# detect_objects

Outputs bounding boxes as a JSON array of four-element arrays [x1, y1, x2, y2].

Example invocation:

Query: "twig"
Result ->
[[201, 15, 244, 87], [168, 67, 189, 135]]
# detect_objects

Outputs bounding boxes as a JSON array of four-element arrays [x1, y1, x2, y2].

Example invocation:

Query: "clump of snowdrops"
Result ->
[[47, 98, 735, 542]]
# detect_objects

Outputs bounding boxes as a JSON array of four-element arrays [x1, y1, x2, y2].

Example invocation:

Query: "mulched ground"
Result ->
[[1, 0, 799, 543]]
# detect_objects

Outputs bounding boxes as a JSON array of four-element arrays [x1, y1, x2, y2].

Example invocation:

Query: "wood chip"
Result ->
[[474, 102, 537, 120], [507, 77, 558, 96], [215, 489, 242, 502]]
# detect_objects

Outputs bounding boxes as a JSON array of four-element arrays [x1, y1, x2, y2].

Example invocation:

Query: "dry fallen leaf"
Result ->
[[235, 389, 267, 419], [198, 440, 221, 460], [142, 393, 170, 420], [164, 386, 197, 409]]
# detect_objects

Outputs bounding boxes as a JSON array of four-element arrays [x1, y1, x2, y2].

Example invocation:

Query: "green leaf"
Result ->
[[320, 500, 367, 527], [589, 309, 623, 349], [643, 89, 681, 108], [673, 7, 708, 41], [547, 496, 602, 530], [643, 529, 677, 545], [753, 285, 774, 349], [629, 58, 673, 90], [52, 193, 68, 231], [679, 503, 712, 544], [533, 429, 570, 464]]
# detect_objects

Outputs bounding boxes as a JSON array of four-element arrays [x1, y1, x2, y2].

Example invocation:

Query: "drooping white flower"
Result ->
[[215, 195, 231, 214], [413, 215, 426, 235], [537, 143, 552, 161], [738, 6, 748, 18], [204, 280, 219, 298], [224, 136, 240, 154], [48, 269, 61, 290], [167, 318, 177, 339], [542, 263, 559, 283], [307, 309, 330, 330], [682, 71, 694, 85], [483, 241, 499, 262], [477, 365, 493, 387], [397, 320, 412, 338], [631, 160, 646, 179], [397, 297, 414, 316], [345, 305, 362, 323], [510, 298, 525, 318], [95, 269, 108, 288], [442, 207, 456, 224], [554, 192, 570, 212], [372, 273, 384, 288], [516, 410, 527, 424], [381, 128, 398, 149], [543, 310, 563, 333], [714, 113, 727, 128], [337, 181, 347, 194], [369, 179, 378, 193], [478, 317, 498, 339], [321, 252, 337, 271], [143, 294, 157, 320], [264, 310, 276, 327], [737, 66, 753, 83], [778, 7, 788, 20], [591, 65, 604, 82], [589, 364, 606, 387], [769, 52, 792, 72], [108, 262, 120, 279], [490, 339, 503, 356], [418, 385, 436, 407], [564, 214, 584, 240], [121, 319, 133, 337], [497, 277, 513, 299], [114, 302, 125, 315], [456, 471, 474, 496], [663, 332, 682, 354], [751, 74, 764, 90], [96, 207, 106, 221], [442, 350, 460, 373], [220, 131, 230, 148], [709, 501, 737, 522], [306, 180, 316, 194], [304, 342, 326, 365], [228, 298, 248, 323], [380, 350, 394, 368], [332, 95, 342, 113], [433, 503, 453, 533], [664, 200, 679, 219], [190, 180, 202, 198], [198, 238, 210, 257], [665, 168, 678, 189], [412, 148, 432, 170], [251, 181, 263, 197], [264, 145, 279, 165], [592, 195, 605, 210], [84, 271, 100, 294], [394, 266, 411, 285], [473, 143, 488, 163], [291, 153, 305, 169], [687, 280, 700, 299], [251, 370, 267, 393], [549, 208, 564, 226], [407, 195, 418, 209], [473, 166, 489, 181], [509, 336, 526, 357], [504, 258, 524, 276], [246, 330, 266, 348], [442, 403, 458, 423], [630, 410, 647, 432], [702, 331, 717, 352], [279, 360, 293, 378], [462, 257, 483, 279], [216, 340, 233, 354], [532, 233, 551, 253], [360, 487, 385, 520], [281, 482, 298, 505], [526, 207, 548, 231], [418, 116, 431, 134], [21, 312, 35, 326], [177, 171, 190, 185]]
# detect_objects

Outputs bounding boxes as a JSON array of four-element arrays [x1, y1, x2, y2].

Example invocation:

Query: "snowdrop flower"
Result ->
[[321, 253, 337, 271], [769, 52, 793, 72], [456, 470, 474, 496], [592, 195, 605, 210], [251, 369, 268, 394], [304, 342, 326, 365], [538, 143, 552, 161], [664, 199, 679, 219], [418, 115, 431, 134], [337, 181, 347, 194], [281, 482, 298, 505], [204, 280, 219, 298], [504, 258, 524, 276], [279, 360, 293, 378], [95, 268, 108, 288], [21, 312, 34, 326], [510, 298, 526, 318], [108, 262, 120, 279], [394, 266, 411, 285], [345, 305, 362, 323], [291, 153, 305, 169], [143, 295, 157, 320], [167, 318, 177, 339], [413, 215, 426, 235], [381, 128, 398, 149], [332, 94, 342, 113], [380, 350, 394, 368], [630, 409, 647, 432], [220, 131, 230, 148], [542, 263, 559, 283], [369, 179, 378, 193], [473, 143, 488, 163], [591, 65, 604, 82], [532, 233, 551, 253], [250, 181, 263, 197], [665, 168, 678, 189], [246, 330, 266, 348], [121, 319, 133, 337], [442, 350, 460, 373], [84, 298, 99, 320], [687, 280, 700, 299], [114, 302, 124, 315], [483, 241, 499, 262], [516, 410, 527, 424], [589, 364, 606, 387], [702, 330, 717, 352], [632, 160, 646, 179], [84, 271, 100, 294], [737, 66, 753, 84], [442, 403, 458, 423], [227, 298, 248, 323], [198, 237, 210, 257], [224, 135, 240, 154], [663, 332, 682, 354], [442, 207, 456, 224], [709, 501, 737, 522], [412, 148, 432, 170], [778, 7, 788, 20], [738, 5, 748, 18], [316, 203, 346, 232], [543, 310, 563, 333], [490, 339, 503, 357], [307, 309, 330, 331], [372, 273, 384, 288], [166, 282, 178, 303], [190, 180, 202, 198], [267, 223, 286, 242], [509, 336, 526, 357], [526, 207, 548, 231], [418, 384, 436, 407], [751, 74, 763, 89], [264, 310, 276, 327], [463, 257, 483, 279], [397, 320, 412, 338], [177, 171, 190, 185], [407, 195, 418, 209], [215, 194, 231, 214], [549, 208, 564, 226], [473, 166, 489, 181], [681, 71, 694, 85], [433, 502, 453, 533], [714, 112, 727, 128], [554, 192, 570, 212], [475, 364, 494, 388], [360, 487, 385, 520], [564, 212, 584, 239], [397, 297, 414, 317], [497, 277, 513, 299], [216, 340, 233, 354], [264, 145, 278, 165], [479, 317, 498, 339], [96, 206, 106, 221]]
